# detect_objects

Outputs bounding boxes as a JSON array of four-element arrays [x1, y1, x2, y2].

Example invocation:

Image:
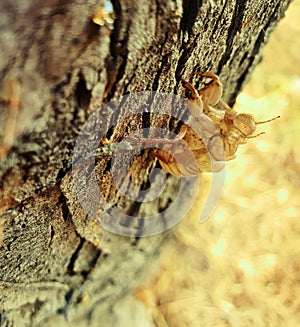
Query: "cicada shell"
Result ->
[[152, 73, 280, 176]]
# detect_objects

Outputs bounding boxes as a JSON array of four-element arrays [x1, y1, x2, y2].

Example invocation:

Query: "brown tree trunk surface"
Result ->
[[0, 0, 291, 326]]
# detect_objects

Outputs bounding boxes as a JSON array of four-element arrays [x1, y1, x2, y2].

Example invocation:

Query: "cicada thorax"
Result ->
[[152, 146, 202, 177], [221, 133, 240, 160], [153, 148, 182, 176], [152, 119, 226, 176], [152, 124, 205, 176], [153, 146, 215, 176]]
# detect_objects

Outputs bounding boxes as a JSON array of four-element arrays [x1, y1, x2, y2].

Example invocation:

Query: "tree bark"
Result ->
[[0, 0, 291, 326]]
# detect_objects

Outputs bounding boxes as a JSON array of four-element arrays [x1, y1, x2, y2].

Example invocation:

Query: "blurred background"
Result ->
[[138, 1, 300, 326]]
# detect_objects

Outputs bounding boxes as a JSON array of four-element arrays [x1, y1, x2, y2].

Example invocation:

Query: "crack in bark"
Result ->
[[55, 162, 71, 184], [230, 0, 286, 105], [48, 224, 55, 248], [211, 1, 228, 36], [217, 0, 247, 73], [59, 193, 73, 223], [59, 192, 103, 278], [66, 237, 85, 275], [75, 73, 92, 110], [175, 0, 202, 80], [81, 247, 102, 279], [103, 0, 130, 101], [123, 69, 137, 94], [180, 0, 202, 35], [152, 34, 169, 91]]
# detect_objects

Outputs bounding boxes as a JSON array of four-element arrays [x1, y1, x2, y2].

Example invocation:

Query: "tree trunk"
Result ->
[[0, 0, 291, 326]]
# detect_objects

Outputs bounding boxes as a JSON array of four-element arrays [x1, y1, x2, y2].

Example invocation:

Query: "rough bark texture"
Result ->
[[0, 0, 292, 326]]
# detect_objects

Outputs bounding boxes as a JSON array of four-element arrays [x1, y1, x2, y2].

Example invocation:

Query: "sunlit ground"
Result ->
[[137, 1, 300, 326]]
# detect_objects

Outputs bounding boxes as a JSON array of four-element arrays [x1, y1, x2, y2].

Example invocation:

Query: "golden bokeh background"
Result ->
[[138, 1, 300, 326]]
